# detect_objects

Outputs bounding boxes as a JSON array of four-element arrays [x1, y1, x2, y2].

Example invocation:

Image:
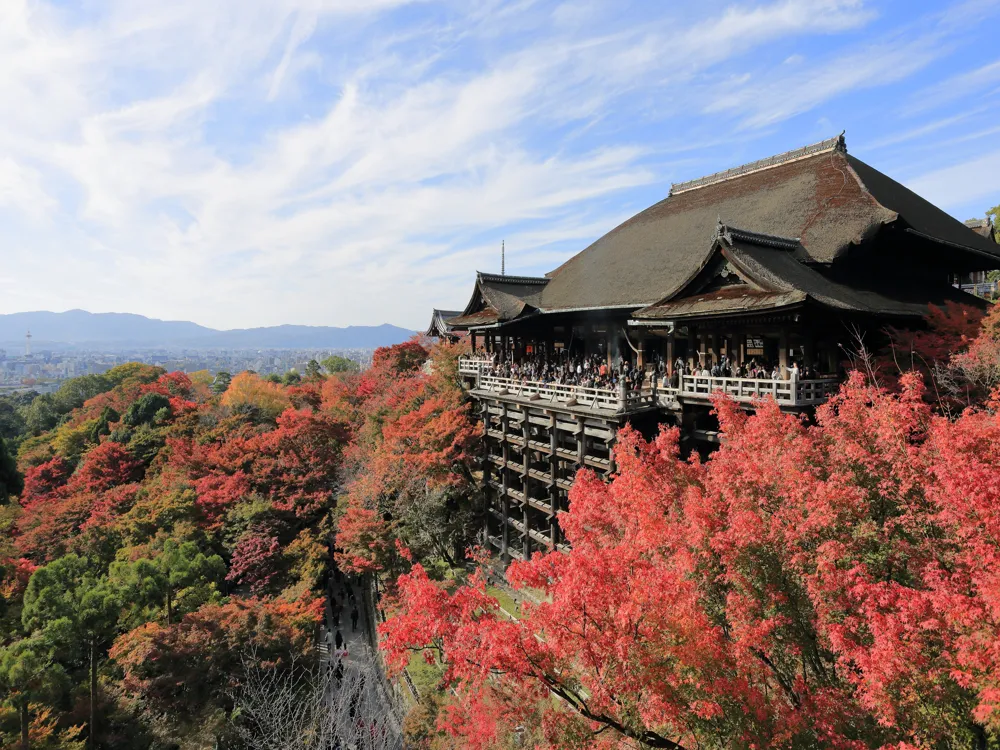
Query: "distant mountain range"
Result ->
[[0, 310, 416, 351]]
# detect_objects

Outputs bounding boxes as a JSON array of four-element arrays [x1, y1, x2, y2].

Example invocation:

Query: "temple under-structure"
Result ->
[[431, 134, 1000, 563]]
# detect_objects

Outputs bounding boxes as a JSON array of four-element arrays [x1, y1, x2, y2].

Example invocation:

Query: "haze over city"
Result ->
[[2, 0, 999, 330]]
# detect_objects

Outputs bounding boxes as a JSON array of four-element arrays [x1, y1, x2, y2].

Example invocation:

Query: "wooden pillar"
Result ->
[[636, 334, 645, 368], [481, 401, 490, 545], [522, 408, 532, 561], [778, 330, 788, 376], [698, 333, 707, 370], [549, 413, 558, 548], [471, 331, 478, 352], [576, 417, 586, 468], [666, 331, 675, 376], [500, 404, 510, 561]]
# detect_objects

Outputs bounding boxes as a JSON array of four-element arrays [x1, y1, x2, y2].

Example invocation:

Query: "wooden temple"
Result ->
[[434, 134, 1000, 562]]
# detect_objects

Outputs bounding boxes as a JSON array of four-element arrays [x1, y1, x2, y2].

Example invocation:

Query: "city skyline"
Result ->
[[1, 0, 998, 330]]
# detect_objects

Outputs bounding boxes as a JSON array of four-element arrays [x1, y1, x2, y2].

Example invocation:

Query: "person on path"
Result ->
[[335, 630, 343, 650], [351, 606, 359, 632]]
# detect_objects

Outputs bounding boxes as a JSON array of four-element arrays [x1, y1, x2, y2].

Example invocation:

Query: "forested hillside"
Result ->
[[0, 339, 478, 749], [378, 305, 1000, 750]]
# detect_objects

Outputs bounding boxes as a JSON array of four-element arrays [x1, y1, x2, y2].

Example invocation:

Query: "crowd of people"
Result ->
[[671, 356, 825, 384], [466, 351, 826, 393], [468, 352, 647, 391]]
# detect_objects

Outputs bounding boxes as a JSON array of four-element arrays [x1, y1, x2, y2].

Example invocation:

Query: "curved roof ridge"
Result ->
[[476, 272, 549, 285], [671, 132, 846, 195]]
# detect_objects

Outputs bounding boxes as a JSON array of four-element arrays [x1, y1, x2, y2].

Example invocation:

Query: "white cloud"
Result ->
[[0, 0, 994, 329], [905, 58, 1000, 114], [905, 149, 1000, 210]]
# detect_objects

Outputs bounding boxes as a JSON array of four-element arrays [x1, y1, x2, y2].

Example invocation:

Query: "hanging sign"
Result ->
[[746, 336, 765, 356]]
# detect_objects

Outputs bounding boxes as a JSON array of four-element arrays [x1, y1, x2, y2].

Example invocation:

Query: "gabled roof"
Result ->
[[536, 134, 1000, 313], [449, 134, 1000, 328], [425, 309, 463, 337], [633, 223, 979, 321], [445, 272, 548, 328]]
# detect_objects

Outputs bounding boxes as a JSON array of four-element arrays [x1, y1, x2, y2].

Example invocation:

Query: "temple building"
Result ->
[[433, 134, 1000, 562]]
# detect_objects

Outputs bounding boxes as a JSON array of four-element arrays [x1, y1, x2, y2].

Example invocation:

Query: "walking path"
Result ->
[[319, 572, 404, 749]]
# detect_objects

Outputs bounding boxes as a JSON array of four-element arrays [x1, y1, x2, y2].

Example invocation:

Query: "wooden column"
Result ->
[[636, 334, 645, 368], [549, 413, 559, 549], [576, 417, 586, 468], [500, 404, 510, 561], [471, 331, 478, 352], [481, 402, 490, 545], [778, 330, 788, 376], [699, 333, 707, 370], [688, 328, 697, 370], [666, 331, 675, 376], [522, 408, 532, 562]]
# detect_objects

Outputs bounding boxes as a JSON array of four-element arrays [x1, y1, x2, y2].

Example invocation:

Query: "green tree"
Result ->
[[86, 407, 119, 444], [320, 355, 359, 374], [122, 393, 171, 427], [110, 539, 225, 626], [987, 203, 999, 242], [22, 394, 59, 437], [50, 375, 112, 415], [22, 555, 121, 749], [305, 359, 322, 380], [281, 370, 301, 386], [0, 434, 22, 503], [0, 636, 67, 750], [103, 363, 165, 387], [210, 371, 232, 395], [0, 392, 33, 445]]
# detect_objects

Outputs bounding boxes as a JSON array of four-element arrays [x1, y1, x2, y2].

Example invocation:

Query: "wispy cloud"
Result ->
[[0, 0, 996, 328], [905, 58, 1000, 114], [905, 149, 1000, 212]]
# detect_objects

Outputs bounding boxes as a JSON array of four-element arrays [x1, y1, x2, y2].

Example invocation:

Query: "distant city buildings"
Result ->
[[0, 346, 374, 393]]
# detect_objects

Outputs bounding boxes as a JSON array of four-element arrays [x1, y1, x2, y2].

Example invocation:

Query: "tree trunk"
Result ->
[[89, 640, 97, 750], [166, 586, 173, 625], [20, 700, 29, 750], [973, 722, 987, 750]]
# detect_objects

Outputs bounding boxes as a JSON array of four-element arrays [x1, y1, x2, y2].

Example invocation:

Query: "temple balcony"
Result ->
[[460, 357, 840, 411]]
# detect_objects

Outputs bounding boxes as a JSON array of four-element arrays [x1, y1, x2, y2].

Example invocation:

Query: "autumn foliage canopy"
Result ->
[[382, 309, 1000, 750]]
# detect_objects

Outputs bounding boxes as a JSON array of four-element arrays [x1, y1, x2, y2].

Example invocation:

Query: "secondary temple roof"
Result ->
[[632, 224, 975, 322], [425, 309, 463, 338], [445, 134, 1000, 329]]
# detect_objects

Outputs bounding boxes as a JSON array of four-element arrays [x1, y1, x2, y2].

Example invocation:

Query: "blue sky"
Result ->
[[1, 0, 998, 330]]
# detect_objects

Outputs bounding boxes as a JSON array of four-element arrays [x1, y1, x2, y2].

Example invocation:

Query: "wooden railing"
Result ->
[[475, 373, 625, 411], [679, 375, 838, 406], [461, 358, 839, 409], [459, 356, 494, 376]]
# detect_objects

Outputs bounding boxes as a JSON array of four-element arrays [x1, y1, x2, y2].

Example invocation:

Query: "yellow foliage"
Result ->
[[52, 420, 97, 463], [221, 372, 292, 421], [188, 369, 214, 387]]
